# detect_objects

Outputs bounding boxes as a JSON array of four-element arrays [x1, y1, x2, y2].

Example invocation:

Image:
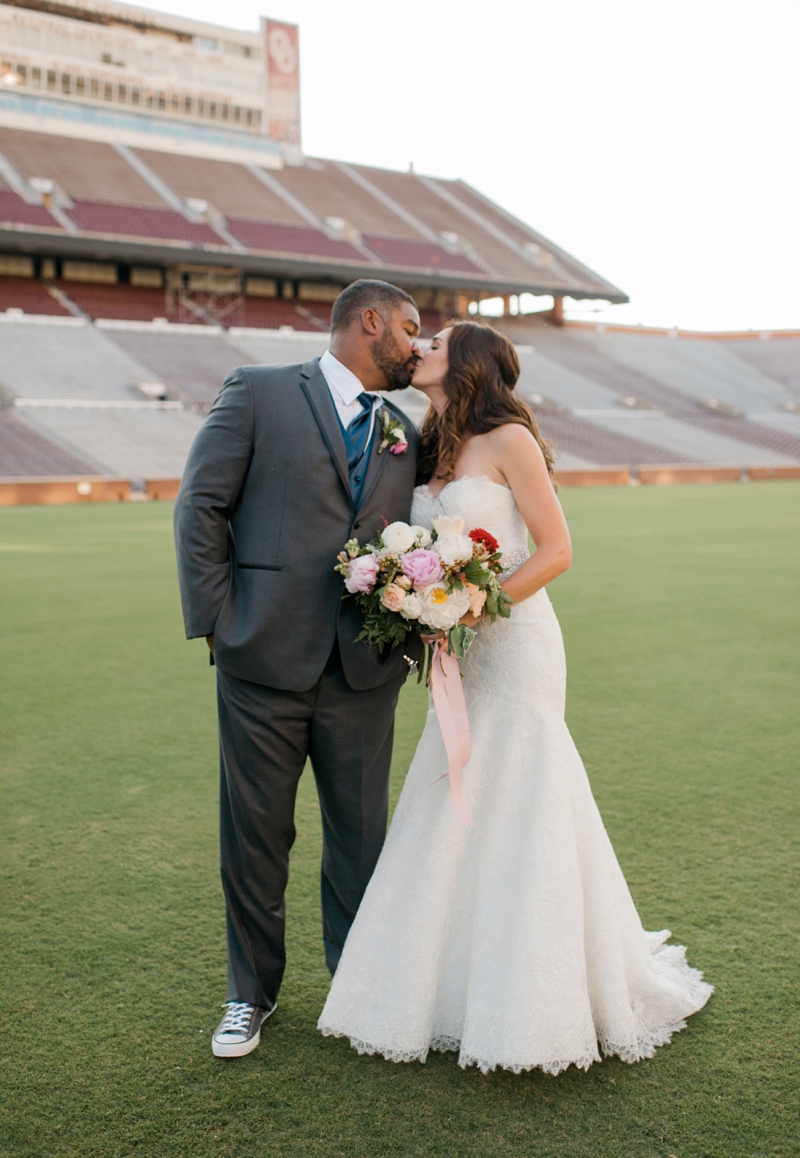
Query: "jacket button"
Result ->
[[353, 521, 361, 530]]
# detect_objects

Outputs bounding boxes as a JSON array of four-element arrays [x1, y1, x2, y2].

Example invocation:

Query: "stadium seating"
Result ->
[[0, 409, 98, 477], [22, 406, 205, 480], [65, 201, 225, 246], [225, 219, 362, 260], [0, 124, 628, 297], [234, 296, 321, 331], [577, 331, 789, 413], [361, 235, 481, 274], [0, 188, 61, 231], [0, 275, 71, 316], [269, 159, 411, 237], [0, 128, 165, 206], [131, 150, 304, 224], [61, 282, 180, 323], [725, 338, 800, 398], [226, 328, 329, 368], [0, 319, 150, 400], [102, 328, 244, 409], [535, 413, 693, 467]]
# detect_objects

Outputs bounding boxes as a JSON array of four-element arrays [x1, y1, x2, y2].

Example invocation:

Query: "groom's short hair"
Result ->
[[331, 279, 417, 333]]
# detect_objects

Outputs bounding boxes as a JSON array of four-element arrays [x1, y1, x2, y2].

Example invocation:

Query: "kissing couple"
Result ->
[[174, 279, 711, 1075]]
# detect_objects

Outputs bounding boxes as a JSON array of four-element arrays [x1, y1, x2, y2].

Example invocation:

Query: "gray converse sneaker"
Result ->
[[211, 1001, 276, 1058]]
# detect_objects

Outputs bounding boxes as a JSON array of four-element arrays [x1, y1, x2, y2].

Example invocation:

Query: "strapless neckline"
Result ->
[[414, 475, 511, 500]]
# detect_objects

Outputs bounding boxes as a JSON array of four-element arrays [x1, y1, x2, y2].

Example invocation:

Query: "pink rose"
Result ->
[[381, 582, 407, 612], [345, 553, 379, 594], [389, 436, 409, 455], [401, 548, 445, 589]]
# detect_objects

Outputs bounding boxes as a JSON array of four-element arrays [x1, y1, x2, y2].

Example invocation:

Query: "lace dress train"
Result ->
[[318, 477, 712, 1074]]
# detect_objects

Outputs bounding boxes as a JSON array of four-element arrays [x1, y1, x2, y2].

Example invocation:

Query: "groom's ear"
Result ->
[[360, 307, 383, 336]]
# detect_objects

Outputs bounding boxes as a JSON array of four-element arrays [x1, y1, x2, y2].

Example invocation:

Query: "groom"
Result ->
[[174, 279, 422, 1058]]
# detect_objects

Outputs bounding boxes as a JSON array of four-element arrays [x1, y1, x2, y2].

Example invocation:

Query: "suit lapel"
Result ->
[[357, 405, 390, 510], [299, 360, 353, 506]]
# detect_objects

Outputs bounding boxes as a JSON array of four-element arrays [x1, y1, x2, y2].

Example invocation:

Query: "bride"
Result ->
[[318, 321, 712, 1075]]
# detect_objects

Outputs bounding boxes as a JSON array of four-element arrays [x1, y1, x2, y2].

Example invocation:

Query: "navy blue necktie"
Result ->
[[343, 392, 374, 501]]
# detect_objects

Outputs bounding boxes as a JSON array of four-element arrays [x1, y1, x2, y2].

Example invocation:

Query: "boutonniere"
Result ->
[[377, 410, 409, 455]]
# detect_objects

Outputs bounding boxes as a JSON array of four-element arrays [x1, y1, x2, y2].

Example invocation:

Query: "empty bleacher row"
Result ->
[[0, 124, 620, 295], [0, 311, 799, 481]]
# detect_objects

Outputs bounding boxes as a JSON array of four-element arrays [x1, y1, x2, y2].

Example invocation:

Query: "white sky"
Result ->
[[144, 0, 798, 332]]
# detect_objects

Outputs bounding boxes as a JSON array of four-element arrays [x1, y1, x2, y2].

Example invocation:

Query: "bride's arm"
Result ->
[[491, 423, 572, 605]]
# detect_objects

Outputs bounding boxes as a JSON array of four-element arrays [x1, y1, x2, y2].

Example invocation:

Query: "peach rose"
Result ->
[[465, 581, 487, 617], [381, 582, 407, 613]]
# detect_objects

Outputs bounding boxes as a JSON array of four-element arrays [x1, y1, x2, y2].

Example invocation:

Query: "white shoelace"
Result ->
[[217, 1002, 255, 1036]]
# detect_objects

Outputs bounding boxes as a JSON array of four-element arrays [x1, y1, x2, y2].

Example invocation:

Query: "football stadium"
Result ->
[[1, 4, 798, 1157], [0, 0, 798, 499]]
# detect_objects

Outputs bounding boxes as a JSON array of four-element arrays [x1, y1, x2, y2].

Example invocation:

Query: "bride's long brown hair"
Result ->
[[416, 321, 556, 485]]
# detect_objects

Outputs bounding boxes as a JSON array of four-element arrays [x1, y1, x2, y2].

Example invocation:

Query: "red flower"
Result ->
[[469, 527, 499, 554]]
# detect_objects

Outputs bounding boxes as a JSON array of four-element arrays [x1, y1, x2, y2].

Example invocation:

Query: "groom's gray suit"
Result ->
[[174, 357, 419, 1007]]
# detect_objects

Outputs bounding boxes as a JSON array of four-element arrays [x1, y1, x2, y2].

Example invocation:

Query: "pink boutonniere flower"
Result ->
[[377, 411, 409, 455]]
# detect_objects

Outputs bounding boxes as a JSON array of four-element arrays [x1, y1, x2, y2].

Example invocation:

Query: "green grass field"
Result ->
[[1, 482, 798, 1158]]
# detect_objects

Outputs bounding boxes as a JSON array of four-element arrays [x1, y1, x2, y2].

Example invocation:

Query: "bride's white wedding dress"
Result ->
[[318, 476, 712, 1074]]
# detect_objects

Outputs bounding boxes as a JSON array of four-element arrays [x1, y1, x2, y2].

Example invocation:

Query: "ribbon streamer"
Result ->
[[429, 642, 475, 826]]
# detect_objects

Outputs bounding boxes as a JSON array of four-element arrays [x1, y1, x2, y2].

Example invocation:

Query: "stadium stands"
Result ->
[[61, 282, 181, 324], [22, 405, 205, 480], [102, 327, 244, 409], [224, 219, 362, 261], [1, 308, 799, 485], [725, 338, 800, 398], [0, 409, 98, 477], [226, 328, 329, 367], [66, 201, 225, 247], [0, 128, 164, 207], [0, 275, 71, 315], [0, 319, 150, 400], [0, 188, 61, 231], [0, 121, 626, 297]]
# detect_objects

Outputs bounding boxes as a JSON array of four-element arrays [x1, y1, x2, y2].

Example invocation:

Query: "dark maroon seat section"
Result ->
[[66, 201, 226, 246], [0, 274, 71, 315], [0, 189, 61, 229], [363, 234, 483, 274], [226, 219, 365, 262], [239, 297, 326, 331], [419, 309, 446, 338], [57, 281, 185, 322]]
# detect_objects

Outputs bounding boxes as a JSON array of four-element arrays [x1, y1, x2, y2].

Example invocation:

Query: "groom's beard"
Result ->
[[370, 331, 419, 391]]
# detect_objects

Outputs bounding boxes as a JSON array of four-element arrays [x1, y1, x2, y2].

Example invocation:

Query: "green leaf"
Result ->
[[447, 624, 476, 657]]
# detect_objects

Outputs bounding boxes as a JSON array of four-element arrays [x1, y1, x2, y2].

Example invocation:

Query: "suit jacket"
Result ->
[[174, 357, 421, 692]]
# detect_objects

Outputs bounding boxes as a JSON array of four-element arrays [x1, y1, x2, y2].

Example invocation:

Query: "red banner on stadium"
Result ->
[[262, 18, 301, 146]]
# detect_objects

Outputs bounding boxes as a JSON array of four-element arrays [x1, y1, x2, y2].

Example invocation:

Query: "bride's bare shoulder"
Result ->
[[488, 423, 542, 455]]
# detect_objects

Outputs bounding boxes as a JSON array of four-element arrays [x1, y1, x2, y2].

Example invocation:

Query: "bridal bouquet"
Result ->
[[335, 515, 513, 660]]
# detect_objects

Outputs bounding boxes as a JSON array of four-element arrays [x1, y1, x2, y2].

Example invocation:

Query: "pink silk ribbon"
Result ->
[[429, 642, 475, 826]]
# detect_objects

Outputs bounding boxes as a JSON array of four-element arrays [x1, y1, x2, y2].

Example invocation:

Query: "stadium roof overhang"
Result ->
[[0, 226, 630, 302]]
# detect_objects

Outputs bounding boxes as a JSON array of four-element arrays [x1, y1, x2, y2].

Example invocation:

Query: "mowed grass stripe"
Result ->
[[0, 482, 797, 1158]]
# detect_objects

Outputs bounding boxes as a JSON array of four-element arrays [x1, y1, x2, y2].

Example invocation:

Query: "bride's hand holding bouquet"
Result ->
[[335, 516, 513, 662]]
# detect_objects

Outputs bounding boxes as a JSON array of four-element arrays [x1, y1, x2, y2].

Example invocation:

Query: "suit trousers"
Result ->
[[216, 646, 405, 1008]]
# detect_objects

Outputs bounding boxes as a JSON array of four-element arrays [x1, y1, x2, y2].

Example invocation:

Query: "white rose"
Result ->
[[381, 521, 416, 554], [434, 533, 474, 567], [409, 524, 432, 547], [417, 582, 471, 630], [431, 514, 465, 536], [399, 592, 423, 620]]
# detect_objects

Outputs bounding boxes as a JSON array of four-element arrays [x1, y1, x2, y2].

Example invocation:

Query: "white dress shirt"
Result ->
[[319, 349, 379, 446]]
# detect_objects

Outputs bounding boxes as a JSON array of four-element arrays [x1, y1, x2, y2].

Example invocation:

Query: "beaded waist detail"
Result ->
[[500, 548, 530, 577]]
